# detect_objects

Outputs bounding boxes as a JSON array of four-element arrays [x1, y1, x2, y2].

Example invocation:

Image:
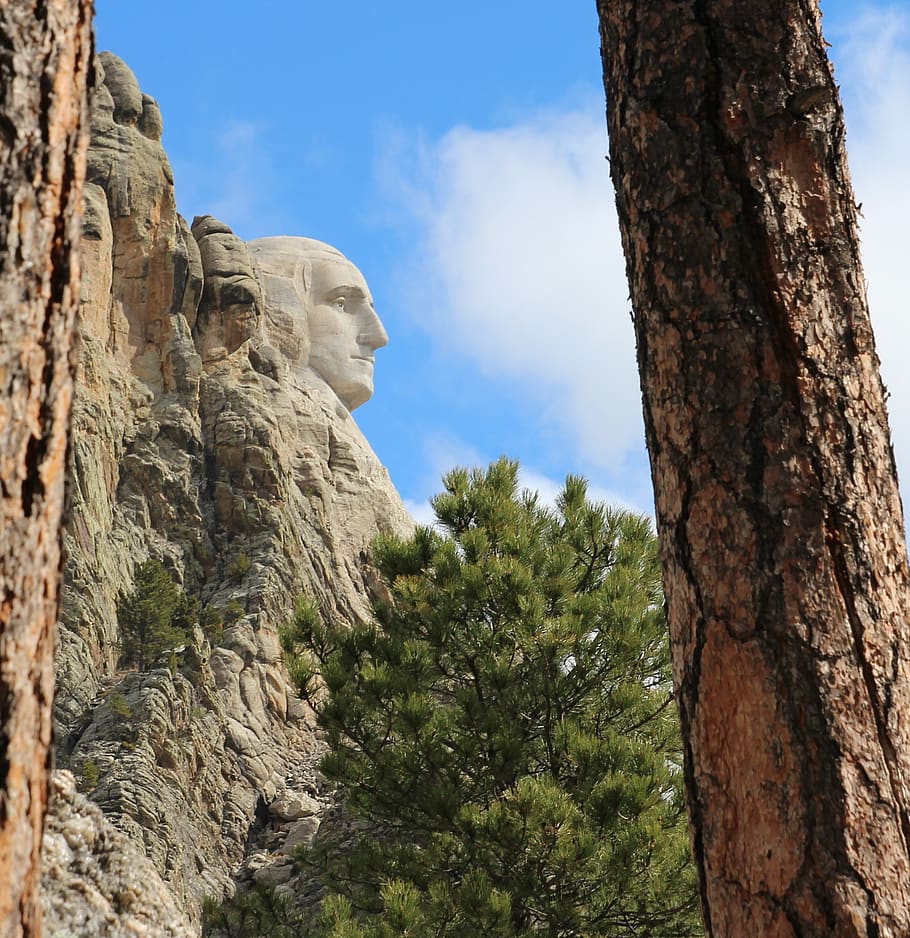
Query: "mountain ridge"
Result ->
[[43, 51, 412, 936]]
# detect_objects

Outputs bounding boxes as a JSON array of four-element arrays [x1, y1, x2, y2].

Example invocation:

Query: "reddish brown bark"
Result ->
[[598, 2, 910, 935], [0, 4, 92, 936]]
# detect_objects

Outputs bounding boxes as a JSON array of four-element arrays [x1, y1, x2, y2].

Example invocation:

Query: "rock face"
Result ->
[[46, 53, 411, 933], [41, 771, 195, 938]]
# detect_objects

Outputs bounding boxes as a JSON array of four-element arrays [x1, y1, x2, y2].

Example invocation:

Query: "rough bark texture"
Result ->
[[598, 2, 910, 935], [0, 4, 92, 937]]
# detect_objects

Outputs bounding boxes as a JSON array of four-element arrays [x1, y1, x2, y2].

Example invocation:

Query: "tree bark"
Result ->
[[0, 4, 92, 937], [598, 2, 910, 935]]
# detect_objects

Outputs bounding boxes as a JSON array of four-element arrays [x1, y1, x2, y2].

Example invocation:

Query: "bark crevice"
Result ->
[[826, 516, 910, 862]]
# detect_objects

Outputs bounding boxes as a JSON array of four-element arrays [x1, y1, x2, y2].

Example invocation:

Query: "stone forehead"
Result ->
[[247, 236, 350, 279]]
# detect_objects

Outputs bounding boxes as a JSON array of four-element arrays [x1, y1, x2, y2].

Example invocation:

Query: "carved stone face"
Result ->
[[305, 254, 388, 410], [248, 237, 388, 410]]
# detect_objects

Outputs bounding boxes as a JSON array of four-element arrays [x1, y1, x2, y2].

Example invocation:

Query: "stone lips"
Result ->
[[48, 53, 412, 933]]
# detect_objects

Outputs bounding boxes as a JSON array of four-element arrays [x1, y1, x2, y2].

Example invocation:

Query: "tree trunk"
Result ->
[[0, 4, 92, 937], [598, 2, 910, 935]]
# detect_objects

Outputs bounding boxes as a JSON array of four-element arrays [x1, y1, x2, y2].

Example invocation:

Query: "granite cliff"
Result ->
[[43, 53, 412, 936]]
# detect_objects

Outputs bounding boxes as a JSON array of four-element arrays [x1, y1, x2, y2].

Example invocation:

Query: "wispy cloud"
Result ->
[[402, 498, 438, 526], [518, 466, 647, 519], [405, 463, 649, 527], [400, 432, 488, 524], [171, 120, 286, 238], [379, 104, 643, 474], [831, 6, 910, 482], [399, 433, 652, 527], [379, 7, 910, 498]]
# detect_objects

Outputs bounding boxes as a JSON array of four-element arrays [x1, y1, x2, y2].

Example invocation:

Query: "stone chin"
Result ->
[[336, 368, 375, 411]]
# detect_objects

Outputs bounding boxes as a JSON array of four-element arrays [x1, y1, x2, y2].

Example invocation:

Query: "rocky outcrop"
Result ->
[[47, 53, 411, 933], [41, 771, 195, 938], [58, 49, 206, 738]]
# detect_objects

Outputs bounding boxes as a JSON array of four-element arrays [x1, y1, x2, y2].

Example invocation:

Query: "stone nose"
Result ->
[[359, 307, 388, 350]]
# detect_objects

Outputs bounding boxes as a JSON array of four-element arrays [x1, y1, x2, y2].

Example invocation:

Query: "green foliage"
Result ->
[[80, 759, 100, 792], [118, 559, 190, 670], [106, 691, 132, 720], [117, 559, 221, 670], [281, 458, 700, 937], [229, 552, 253, 584], [203, 884, 309, 938], [200, 605, 225, 644], [172, 589, 200, 636], [280, 597, 322, 696], [223, 600, 246, 624]]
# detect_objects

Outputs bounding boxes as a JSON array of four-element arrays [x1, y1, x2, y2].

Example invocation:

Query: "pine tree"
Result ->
[[117, 559, 190, 670], [285, 459, 701, 937]]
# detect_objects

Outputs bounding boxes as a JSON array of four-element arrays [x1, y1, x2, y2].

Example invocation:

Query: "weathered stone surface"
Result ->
[[280, 817, 321, 855], [192, 215, 263, 363], [269, 791, 320, 822], [98, 52, 143, 126], [41, 771, 195, 938], [194, 220, 412, 633], [49, 52, 412, 934], [248, 236, 388, 411], [252, 859, 295, 888]]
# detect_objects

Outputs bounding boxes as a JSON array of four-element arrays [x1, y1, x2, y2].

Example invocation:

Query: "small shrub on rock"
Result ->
[[106, 691, 132, 720], [222, 600, 245, 624], [229, 552, 253, 583], [79, 759, 100, 792], [200, 606, 224, 644]]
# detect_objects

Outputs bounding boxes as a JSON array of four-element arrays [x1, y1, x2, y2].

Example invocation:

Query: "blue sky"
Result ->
[[94, 2, 910, 521]]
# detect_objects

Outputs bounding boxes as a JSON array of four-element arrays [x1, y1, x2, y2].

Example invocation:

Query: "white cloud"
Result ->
[[381, 6, 909, 502], [832, 7, 910, 483], [399, 432, 652, 528], [405, 463, 650, 529], [382, 106, 643, 473], [208, 122, 268, 229], [399, 432, 488, 525], [402, 498, 438, 526]]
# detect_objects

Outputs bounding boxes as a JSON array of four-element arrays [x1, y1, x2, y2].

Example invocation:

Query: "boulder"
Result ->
[[268, 791, 320, 822]]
